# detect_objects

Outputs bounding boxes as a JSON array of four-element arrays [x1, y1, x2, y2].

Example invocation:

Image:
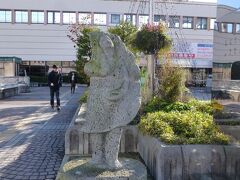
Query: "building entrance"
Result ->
[[231, 61, 240, 80]]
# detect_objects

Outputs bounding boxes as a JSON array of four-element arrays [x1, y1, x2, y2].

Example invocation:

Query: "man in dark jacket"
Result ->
[[48, 65, 62, 111]]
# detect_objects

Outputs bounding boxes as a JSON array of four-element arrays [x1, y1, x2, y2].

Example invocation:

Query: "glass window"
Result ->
[[15, 11, 28, 23], [210, 18, 216, 30], [111, 14, 120, 24], [183, 16, 193, 29], [196, 17, 207, 29], [63, 12, 76, 24], [168, 16, 180, 28], [31, 11, 44, 24], [221, 23, 233, 33], [0, 10, 12, 23], [214, 21, 219, 31], [0, 62, 4, 76], [62, 61, 70, 67], [154, 15, 166, 24], [236, 24, 240, 33], [48, 11, 60, 24], [139, 15, 149, 27], [79, 13, 92, 24], [94, 13, 107, 25], [124, 14, 136, 25]]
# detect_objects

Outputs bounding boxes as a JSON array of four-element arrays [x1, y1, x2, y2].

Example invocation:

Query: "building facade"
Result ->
[[213, 5, 240, 81], [0, 0, 216, 83]]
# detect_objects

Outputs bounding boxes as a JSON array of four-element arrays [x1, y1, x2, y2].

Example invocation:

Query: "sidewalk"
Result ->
[[0, 86, 85, 180]]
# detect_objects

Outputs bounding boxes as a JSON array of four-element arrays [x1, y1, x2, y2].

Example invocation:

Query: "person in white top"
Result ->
[[70, 72, 77, 94]]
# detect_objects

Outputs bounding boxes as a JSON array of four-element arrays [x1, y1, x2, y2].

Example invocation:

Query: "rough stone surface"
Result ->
[[138, 130, 240, 180], [76, 32, 141, 169], [57, 156, 147, 180], [66, 118, 138, 156], [0, 85, 18, 99], [182, 145, 226, 180], [219, 125, 240, 140], [78, 32, 141, 133]]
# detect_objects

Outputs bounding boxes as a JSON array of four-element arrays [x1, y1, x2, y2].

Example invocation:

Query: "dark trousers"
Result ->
[[71, 83, 76, 94], [50, 88, 60, 107]]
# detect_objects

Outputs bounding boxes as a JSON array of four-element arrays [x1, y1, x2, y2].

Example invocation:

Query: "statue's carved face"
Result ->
[[84, 32, 116, 77]]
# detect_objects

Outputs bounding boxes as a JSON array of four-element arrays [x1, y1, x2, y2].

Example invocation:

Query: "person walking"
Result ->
[[70, 72, 77, 94], [48, 65, 62, 111]]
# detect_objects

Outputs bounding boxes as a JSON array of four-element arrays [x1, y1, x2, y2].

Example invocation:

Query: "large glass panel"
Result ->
[[183, 16, 193, 29], [221, 23, 233, 33], [79, 13, 92, 24], [94, 13, 107, 25], [210, 18, 216, 30], [15, 11, 28, 23], [154, 15, 166, 22], [196, 17, 207, 29], [0, 10, 12, 23], [214, 22, 219, 31], [31, 11, 44, 24], [139, 15, 149, 27], [169, 16, 180, 28], [47, 11, 60, 24], [63, 12, 76, 24], [111, 14, 120, 24], [124, 14, 136, 25], [236, 24, 240, 33]]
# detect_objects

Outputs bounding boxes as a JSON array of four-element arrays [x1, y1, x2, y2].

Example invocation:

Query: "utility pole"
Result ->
[[149, 0, 153, 24]]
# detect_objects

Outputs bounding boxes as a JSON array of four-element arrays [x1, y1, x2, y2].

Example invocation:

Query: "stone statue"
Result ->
[[78, 31, 141, 169]]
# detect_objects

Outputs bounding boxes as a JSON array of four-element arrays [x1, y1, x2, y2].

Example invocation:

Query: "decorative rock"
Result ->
[[57, 156, 147, 180]]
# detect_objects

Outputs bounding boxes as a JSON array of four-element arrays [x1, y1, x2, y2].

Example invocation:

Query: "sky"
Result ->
[[191, 0, 239, 8], [217, 0, 240, 8]]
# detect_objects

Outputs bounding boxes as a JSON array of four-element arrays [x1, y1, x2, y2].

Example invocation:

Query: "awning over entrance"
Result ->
[[0, 57, 22, 64], [170, 59, 212, 68]]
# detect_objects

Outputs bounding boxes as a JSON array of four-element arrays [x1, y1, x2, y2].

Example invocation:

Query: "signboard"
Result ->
[[169, 53, 195, 59], [194, 44, 213, 59], [171, 42, 213, 60]]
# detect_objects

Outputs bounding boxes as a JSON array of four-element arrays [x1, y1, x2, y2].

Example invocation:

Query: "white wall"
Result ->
[[0, 0, 216, 64], [0, 24, 76, 61]]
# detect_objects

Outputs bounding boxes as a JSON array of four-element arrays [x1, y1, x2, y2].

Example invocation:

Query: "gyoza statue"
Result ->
[[78, 31, 141, 169]]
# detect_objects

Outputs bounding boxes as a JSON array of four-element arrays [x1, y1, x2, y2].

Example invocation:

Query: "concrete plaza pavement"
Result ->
[[0, 86, 85, 180], [189, 87, 211, 100]]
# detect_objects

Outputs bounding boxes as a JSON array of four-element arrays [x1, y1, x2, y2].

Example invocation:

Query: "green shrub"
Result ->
[[158, 60, 186, 103], [79, 91, 88, 103], [143, 98, 213, 114], [108, 21, 137, 52], [143, 97, 168, 114], [188, 99, 213, 114], [138, 111, 229, 145], [163, 102, 191, 112]]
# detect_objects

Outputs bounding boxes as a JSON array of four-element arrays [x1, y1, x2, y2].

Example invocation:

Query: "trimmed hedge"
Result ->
[[138, 110, 229, 145], [143, 97, 213, 114], [139, 98, 230, 145]]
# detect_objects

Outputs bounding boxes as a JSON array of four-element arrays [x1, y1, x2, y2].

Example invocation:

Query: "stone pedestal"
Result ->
[[57, 156, 147, 180]]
